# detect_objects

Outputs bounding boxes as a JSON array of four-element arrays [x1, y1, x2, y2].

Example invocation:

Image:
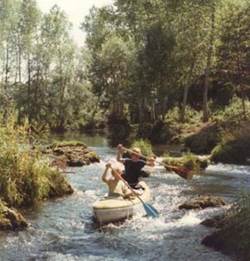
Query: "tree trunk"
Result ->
[[203, 6, 215, 122], [180, 60, 195, 122], [138, 97, 144, 127], [5, 43, 9, 87], [241, 88, 246, 120], [18, 46, 22, 83], [58, 51, 66, 131], [27, 54, 32, 121], [18, 34, 22, 82]]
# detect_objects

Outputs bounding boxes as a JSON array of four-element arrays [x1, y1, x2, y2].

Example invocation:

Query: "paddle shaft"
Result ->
[[109, 166, 159, 217], [109, 166, 144, 204], [120, 146, 191, 179]]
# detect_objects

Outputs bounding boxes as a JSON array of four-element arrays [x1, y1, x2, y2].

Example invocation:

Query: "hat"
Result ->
[[131, 147, 141, 155]]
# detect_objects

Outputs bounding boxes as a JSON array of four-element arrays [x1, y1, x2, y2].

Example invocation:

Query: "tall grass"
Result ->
[[0, 114, 73, 208], [163, 153, 208, 173], [131, 139, 153, 157]]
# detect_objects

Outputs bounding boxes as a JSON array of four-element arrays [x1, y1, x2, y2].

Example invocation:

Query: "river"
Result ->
[[0, 134, 250, 261]]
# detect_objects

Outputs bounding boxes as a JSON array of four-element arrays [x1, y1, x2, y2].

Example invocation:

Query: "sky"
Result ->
[[37, 0, 113, 46]]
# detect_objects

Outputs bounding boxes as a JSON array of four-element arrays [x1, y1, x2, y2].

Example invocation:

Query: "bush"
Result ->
[[137, 123, 153, 139], [163, 153, 208, 173], [165, 106, 202, 125], [212, 96, 250, 122], [150, 120, 172, 144], [163, 106, 203, 143], [210, 82, 235, 108], [0, 115, 73, 208], [131, 139, 153, 157], [211, 123, 250, 164], [49, 140, 86, 149]]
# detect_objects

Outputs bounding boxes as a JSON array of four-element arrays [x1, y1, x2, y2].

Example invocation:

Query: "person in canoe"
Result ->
[[116, 144, 155, 189], [102, 163, 136, 198]]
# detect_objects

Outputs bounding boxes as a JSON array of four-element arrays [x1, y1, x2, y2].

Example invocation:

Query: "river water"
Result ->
[[0, 134, 250, 261]]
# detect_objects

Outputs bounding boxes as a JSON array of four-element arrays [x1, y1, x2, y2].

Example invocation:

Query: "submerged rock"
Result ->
[[201, 214, 226, 228], [45, 141, 100, 168], [179, 195, 226, 210], [0, 202, 28, 231]]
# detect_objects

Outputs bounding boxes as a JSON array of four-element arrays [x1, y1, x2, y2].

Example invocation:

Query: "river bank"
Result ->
[[0, 133, 249, 260], [1, 124, 250, 260], [0, 122, 97, 231]]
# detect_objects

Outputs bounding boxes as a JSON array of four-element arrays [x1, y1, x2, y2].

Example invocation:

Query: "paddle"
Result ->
[[121, 146, 193, 180], [109, 166, 159, 218]]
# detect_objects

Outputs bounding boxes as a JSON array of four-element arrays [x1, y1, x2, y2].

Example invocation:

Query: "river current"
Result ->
[[0, 134, 250, 261]]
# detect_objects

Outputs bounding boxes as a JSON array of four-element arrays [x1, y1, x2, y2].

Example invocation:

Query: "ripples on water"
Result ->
[[0, 140, 250, 261]]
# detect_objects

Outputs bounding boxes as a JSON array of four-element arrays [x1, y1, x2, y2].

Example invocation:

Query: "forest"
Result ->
[[0, 0, 249, 137]]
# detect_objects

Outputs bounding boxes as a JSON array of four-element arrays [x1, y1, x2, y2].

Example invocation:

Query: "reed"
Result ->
[[0, 114, 73, 208]]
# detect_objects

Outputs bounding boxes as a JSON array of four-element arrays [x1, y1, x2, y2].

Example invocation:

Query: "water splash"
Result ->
[[0, 137, 246, 261]]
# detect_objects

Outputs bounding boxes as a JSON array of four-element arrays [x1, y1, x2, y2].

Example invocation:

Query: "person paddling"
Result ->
[[116, 144, 155, 189], [102, 163, 133, 198]]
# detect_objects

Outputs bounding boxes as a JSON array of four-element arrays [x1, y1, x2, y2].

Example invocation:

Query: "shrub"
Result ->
[[163, 153, 208, 173], [212, 96, 250, 122], [165, 106, 202, 126], [163, 106, 203, 143], [211, 122, 250, 164], [137, 123, 153, 139], [0, 114, 73, 208], [150, 120, 172, 144], [131, 139, 153, 157]]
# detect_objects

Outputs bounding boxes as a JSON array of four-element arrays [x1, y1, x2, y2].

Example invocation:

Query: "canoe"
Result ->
[[93, 181, 151, 224]]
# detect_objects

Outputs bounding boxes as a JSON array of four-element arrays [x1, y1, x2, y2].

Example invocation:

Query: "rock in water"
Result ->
[[0, 204, 28, 231], [179, 195, 226, 210], [45, 141, 100, 168]]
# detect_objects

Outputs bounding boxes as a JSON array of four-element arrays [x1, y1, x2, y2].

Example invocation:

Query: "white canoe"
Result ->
[[93, 181, 151, 224]]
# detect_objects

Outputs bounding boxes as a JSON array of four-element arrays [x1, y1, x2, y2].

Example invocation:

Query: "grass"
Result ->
[[0, 200, 5, 219], [0, 114, 73, 208], [131, 139, 153, 157], [163, 153, 208, 174], [49, 140, 87, 149], [212, 96, 250, 123]]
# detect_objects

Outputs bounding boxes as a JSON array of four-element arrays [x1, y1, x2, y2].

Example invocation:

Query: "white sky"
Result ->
[[37, 0, 113, 46]]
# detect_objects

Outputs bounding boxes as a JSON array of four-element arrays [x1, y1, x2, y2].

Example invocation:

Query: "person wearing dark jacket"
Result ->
[[116, 144, 154, 188]]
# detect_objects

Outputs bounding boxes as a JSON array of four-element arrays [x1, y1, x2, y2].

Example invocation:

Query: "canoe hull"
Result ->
[[93, 181, 150, 224]]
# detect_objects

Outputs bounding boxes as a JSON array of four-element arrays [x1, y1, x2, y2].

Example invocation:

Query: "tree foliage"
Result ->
[[0, 0, 249, 137]]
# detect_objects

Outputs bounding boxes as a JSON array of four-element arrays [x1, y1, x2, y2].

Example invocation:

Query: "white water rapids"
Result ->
[[0, 135, 250, 261]]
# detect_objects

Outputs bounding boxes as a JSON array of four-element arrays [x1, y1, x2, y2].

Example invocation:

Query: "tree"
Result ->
[[217, 0, 250, 118]]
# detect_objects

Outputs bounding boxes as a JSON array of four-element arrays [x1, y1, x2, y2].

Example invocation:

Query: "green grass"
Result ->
[[49, 140, 87, 149], [163, 153, 208, 173], [131, 139, 153, 157], [0, 115, 73, 208]]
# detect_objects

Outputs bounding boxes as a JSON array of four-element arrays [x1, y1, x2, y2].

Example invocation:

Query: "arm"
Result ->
[[102, 163, 111, 183], [116, 144, 125, 163], [146, 157, 155, 167]]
